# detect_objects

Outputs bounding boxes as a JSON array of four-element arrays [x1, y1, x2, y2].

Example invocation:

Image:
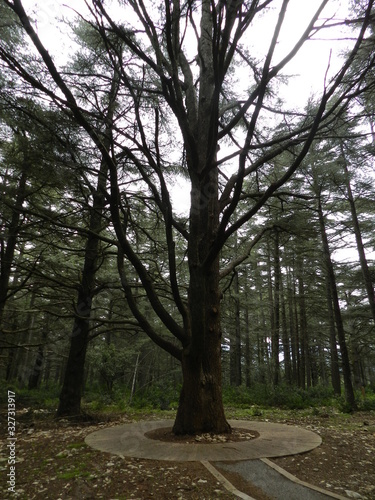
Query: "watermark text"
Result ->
[[7, 390, 16, 493]]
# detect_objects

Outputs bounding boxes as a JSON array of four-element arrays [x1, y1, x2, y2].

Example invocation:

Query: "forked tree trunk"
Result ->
[[172, 0, 231, 434]]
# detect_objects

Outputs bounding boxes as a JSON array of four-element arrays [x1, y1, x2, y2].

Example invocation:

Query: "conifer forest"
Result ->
[[1, 0, 375, 436]]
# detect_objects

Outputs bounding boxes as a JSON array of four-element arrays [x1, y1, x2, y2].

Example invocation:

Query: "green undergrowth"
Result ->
[[2, 380, 374, 422], [222, 383, 375, 413], [83, 381, 181, 413]]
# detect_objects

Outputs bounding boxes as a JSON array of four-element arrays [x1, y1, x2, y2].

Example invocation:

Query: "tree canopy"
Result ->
[[1, 0, 375, 433]]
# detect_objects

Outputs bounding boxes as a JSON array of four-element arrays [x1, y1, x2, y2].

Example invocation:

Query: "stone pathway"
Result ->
[[85, 419, 347, 499]]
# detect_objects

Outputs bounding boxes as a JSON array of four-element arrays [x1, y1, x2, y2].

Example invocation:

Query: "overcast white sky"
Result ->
[[24, 0, 353, 106]]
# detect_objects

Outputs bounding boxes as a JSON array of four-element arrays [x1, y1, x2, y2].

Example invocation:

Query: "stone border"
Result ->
[[85, 419, 322, 461]]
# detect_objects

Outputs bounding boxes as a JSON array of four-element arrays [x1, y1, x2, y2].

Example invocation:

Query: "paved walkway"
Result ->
[[85, 419, 321, 461], [213, 459, 344, 500], [85, 419, 347, 499]]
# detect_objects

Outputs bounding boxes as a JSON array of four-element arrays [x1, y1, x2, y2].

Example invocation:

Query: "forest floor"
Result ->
[[0, 405, 374, 500]]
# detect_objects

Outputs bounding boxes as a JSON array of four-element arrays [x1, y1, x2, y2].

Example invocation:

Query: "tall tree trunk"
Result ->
[[296, 257, 307, 390], [172, 0, 230, 434], [56, 76, 118, 417], [244, 288, 251, 388], [0, 160, 28, 328], [324, 269, 341, 395], [56, 235, 100, 416], [255, 258, 267, 383], [230, 270, 242, 386], [317, 199, 356, 409], [287, 266, 298, 385], [267, 245, 276, 386], [173, 167, 230, 434], [280, 271, 292, 384], [272, 232, 280, 386], [342, 153, 375, 325]]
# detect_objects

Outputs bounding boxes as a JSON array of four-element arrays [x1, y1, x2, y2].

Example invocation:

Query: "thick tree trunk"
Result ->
[[172, 0, 231, 434], [172, 166, 230, 435], [172, 254, 230, 434], [173, 339, 230, 435], [56, 284, 93, 416]]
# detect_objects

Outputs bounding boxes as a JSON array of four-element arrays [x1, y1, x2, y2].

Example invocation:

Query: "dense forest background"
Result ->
[[0, 0, 375, 417]]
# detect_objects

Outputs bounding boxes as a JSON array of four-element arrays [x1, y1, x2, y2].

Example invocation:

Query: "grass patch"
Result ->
[[57, 468, 90, 480], [67, 442, 87, 450]]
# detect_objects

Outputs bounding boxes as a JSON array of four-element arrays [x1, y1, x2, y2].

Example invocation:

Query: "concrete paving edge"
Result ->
[[201, 460, 255, 500], [261, 458, 348, 500]]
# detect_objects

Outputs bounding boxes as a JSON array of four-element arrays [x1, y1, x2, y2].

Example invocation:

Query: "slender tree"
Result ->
[[340, 145, 375, 325], [312, 170, 357, 408]]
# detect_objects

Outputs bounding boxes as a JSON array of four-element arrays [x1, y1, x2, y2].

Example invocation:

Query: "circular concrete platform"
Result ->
[[85, 419, 322, 461]]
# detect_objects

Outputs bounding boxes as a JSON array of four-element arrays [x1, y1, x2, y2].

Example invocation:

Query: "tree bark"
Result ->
[[286, 266, 298, 384], [342, 154, 375, 325], [0, 157, 28, 327], [317, 198, 356, 409], [296, 259, 307, 390], [244, 276, 251, 388], [171, 0, 231, 434], [56, 75, 118, 417], [230, 269, 242, 386], [173, 168, 230, 434], [324, 268, 341, 395], [280, 269, 292, 384], [272, 231, 280, 386]]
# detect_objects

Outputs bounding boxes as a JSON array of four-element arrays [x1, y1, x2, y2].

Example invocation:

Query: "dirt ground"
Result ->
[[0, 407, 374, 500], [271, 409, 375, 500]]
